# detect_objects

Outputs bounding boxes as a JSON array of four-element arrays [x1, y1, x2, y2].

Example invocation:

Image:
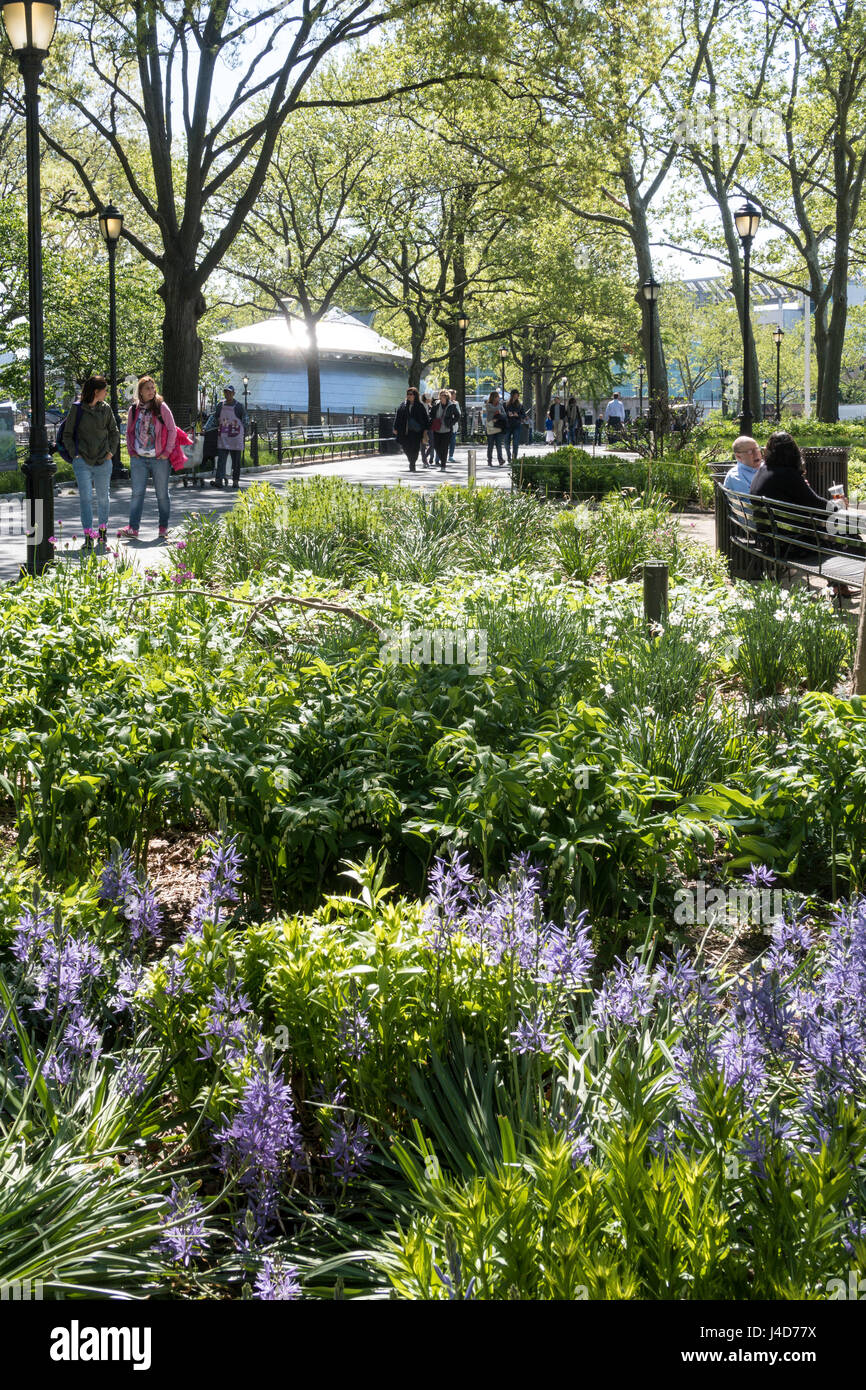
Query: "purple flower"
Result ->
[[189, 834, 243, 935], [337, 998, 372, 1061], [111, 957, 144, 1014], [744, 863, 777, 888], [163, 953, 192, 999], [253, 1257, 301, 1300], [32, 931, 103, 1014], [198, 981, 255, 1063], [157, 1183, 211, 1268], [100, 850, 162, 944], [592, 957, 654, 1032], [117, 1057, 149, 1098], [510, 1008, 553, 1056], [325, 1090, 372, 1182], [215, 1060, 305, 1235], [11, 904, 53, 963]]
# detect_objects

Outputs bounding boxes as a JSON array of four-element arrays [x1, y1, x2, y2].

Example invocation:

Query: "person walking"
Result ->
[[484, 390, 506, 467], [121, 375, 177, 541], [504, 389, 526, 464], [63, 374, 119, 549], [567, 395, 584, 445], [604, 392, 626, 439], [447, 389, 461, 462], [419, 393, 434, 467], [209, 384, 246, 489], [549, 396, 566, 444], [393, 387, 429, 471], [428, 389, 461, 471]]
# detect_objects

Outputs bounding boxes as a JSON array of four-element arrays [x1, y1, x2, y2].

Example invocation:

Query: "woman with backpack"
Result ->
[[62, 375, 120, 549], [121, 376, 178, 540], [484, 390, 506, 467], [428, 389, 461, 471], [393, 387, 429, 472]]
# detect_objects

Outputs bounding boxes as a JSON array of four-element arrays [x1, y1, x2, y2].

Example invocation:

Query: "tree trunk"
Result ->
[[408, 315, 426, 389], [622, 160, 669, 412], [159, 267, 205, 414], [854, 579, 866, 694], [304, 315, 322, 427]]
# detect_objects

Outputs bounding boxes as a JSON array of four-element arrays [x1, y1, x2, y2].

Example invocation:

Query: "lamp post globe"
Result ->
[[499, 345, 507, 399], [2, 0, 61, 575], [733, 199, 761, 437]]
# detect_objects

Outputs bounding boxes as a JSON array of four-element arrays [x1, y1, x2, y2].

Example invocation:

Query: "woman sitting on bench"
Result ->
[[749, 430, 851, 592]]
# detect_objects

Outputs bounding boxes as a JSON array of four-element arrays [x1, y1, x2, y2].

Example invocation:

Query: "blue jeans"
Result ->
[[505, 426, 521, 462], [72, 456, 111, 531], [448, 427, 457, 461], [129, 456, 171, 531], [486, 431, 504, 465]]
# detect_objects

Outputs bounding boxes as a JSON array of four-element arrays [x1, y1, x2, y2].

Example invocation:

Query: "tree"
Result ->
[[26, 0, 486, 407], [225, 96, 384, 424]]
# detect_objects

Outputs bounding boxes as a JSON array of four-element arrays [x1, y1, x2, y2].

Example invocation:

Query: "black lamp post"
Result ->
[[242, 374, 249, 462], [98, 201, 124, 479], [3, 0, 60, 576], [642, 276, 660, 452], [242, 374, 249, 414], [457, 315, 468, 441], [762, 378, 767, 420], [773, 325, 784, 422], [638, 363, 644, 417], [499, 346, 507, 399], [733, 199, 761, 438]]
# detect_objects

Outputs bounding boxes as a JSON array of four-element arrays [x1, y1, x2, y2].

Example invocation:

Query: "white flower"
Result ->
[[603, 683, 615, 698], [669, 612, 684, 626], [773, 608, 786, 621], [698, 641, 710, 654], [789, 610, 801, 623]]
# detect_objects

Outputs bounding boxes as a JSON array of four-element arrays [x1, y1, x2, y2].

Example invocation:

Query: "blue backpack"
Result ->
[[53, 402, 83, 463]]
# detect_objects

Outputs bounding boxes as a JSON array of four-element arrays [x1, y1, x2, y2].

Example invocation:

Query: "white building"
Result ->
[[217, 308, 412, 417]]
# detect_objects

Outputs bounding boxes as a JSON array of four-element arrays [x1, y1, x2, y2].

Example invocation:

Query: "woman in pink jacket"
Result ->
[[120, 375, 178, 540]]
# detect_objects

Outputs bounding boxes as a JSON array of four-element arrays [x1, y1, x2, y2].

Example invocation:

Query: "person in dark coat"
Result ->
[[428, 389, 461, 470], [393, 387, 429, 472], [749, 430, 847, 565]]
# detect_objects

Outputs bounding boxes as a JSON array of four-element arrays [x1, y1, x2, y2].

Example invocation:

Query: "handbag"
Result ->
[[431, 415, 442, 432]]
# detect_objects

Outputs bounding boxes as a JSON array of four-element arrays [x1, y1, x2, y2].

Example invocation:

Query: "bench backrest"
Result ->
[[721, 486, 840, 561]]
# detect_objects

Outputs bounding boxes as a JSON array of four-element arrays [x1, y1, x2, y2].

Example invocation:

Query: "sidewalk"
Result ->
[[0, 443, 709, 583]]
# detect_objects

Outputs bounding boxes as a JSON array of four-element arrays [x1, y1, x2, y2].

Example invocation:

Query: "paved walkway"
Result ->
[[0, 443, 714, 582]]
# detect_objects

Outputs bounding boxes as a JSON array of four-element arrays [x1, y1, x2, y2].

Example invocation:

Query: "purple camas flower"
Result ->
[[111, 957, 144, 1014], [744, 863, 777, 888], [253, 1257, 301, 1300], [423, 851, 475, 951], [324, 1085, 372, 1182], [189, 834, 243, 935], [32, 930, 103, 1014], [100, 848, 138, 906], [117, 1056, 149, 1098], [337, 999, 373, 1061], [510, 1007, 553, 1056], [592, 957, 654, 1033], [215, 1059, 305, 1235], [163, 952, 192, 999], [198, 981, 254, 1063], [100, 849, 162, 945], [157, 1183, 211, 1268], [11, 904, 53, 963]]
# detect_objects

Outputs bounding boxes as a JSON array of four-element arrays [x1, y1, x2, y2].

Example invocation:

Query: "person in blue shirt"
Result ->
[[723, 436, 763, 493]]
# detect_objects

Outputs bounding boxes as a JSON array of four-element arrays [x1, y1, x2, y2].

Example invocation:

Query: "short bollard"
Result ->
[[467, 448, 476, 486], [643, 561, 669, 629]]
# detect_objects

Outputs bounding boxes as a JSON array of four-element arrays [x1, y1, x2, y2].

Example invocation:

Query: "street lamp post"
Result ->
[[98, 201, 124, 480], [499, 346, 507, 399], [762, 378, 767, 420], [242, 374, 249, 463], [2, 0, 60, 576], [733, 199, 761, 438], [457, 316, 468, 441], [642, 276, 660, 453], [773, 325, 784, 423], [639, 363, 644, 417]]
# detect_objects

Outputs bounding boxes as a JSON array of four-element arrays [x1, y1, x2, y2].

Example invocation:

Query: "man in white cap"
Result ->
[[211, 384, 246, 489]]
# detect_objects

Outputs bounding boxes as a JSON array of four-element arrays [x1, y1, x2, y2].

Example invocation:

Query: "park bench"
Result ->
[[721, 486, 865, 599]]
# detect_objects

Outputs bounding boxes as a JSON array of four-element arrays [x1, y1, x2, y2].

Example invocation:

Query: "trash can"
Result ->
[[378, 413, 399, 453]]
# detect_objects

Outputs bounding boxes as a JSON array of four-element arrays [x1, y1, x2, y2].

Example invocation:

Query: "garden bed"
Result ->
[[1, 477, 864, 1300]]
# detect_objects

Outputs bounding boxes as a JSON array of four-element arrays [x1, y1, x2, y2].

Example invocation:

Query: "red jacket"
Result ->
[[126, 402, 178, 460]]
